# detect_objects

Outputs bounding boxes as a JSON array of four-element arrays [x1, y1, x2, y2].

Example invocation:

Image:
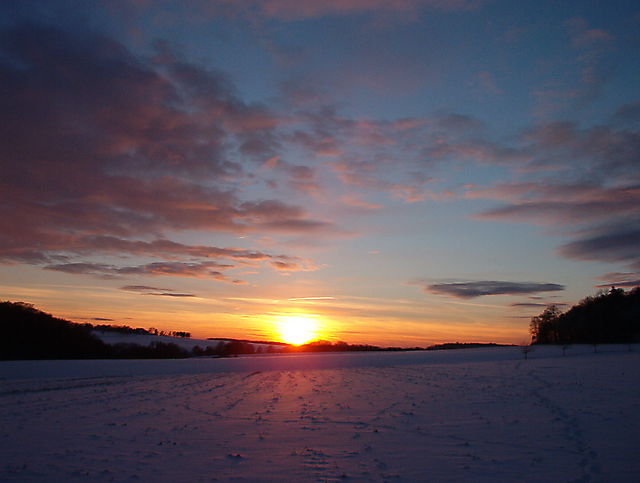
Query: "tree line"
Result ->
[[92, 323, 191, 338], [530, 287, 640, 345], [1, 301, 225, 360]]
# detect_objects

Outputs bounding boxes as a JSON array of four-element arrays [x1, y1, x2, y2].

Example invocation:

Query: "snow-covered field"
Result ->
[[1, 346, 639, 482]]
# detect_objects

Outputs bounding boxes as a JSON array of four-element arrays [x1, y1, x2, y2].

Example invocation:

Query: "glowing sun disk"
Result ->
[[276, 315, 318, 345]]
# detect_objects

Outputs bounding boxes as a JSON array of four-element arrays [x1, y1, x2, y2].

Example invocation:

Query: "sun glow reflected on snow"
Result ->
[[275, 314, 320, 345]]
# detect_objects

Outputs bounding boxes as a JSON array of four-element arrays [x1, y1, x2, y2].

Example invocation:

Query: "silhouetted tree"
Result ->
[[171, 331, 191, 338], [529, 305, 563, 344], [109, 341, 189, 358], [192, 345, 204, 356], [530, 287, 640, 345], [220, 341, 255, 356]]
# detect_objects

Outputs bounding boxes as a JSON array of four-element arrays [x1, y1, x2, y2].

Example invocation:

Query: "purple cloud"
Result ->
[[558, 222, 640, 267], [473, 183, 640, 225], [121, 286, 173, 293], [120, 285, 197, 297], [46, 261, 243, 284], [421, 281, 565, 299], [0, 23, 340, 280], [594, 272, 640, 289], [510, 302, 567, 309], [466, 115, 640, 271], [595, 280, 640, 288]]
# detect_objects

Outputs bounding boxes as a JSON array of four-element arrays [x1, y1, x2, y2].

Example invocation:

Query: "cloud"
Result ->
[[465, 114, 640, 270], [0, 22, 338, 280], [332, 160, 435, 203], [510, 302, 567, 308], [595, 280, 640, 288], [121, 285, 173, 292], [116, 261, 230, 279], [46, 261, 245, 284], [473, 183, 640, 225], [120, 285, 197, 297], [594, 272, 640, 289], [420, 281, 565, 299], [269, 258, 318, 272], [43, 263, 115, 277], [340, 194, 384, 211], [2, 15, 636, 291], [288, 296, 336, 301], [521, 121, 639, 176], [558, 222, 640, 267]]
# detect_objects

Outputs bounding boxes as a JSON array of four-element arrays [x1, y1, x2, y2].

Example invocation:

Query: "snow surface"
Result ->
[[1, 346, 639, 482]]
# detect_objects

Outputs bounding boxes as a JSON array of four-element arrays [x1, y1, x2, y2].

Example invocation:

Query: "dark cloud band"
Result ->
[[422, 281, 565, 299]]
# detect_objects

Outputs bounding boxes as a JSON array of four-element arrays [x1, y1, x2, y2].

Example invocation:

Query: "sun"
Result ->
[[275, 315, 319, 345]]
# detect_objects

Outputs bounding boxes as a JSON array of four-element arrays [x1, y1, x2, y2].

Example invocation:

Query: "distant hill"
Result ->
[[530, 287, 640, 344], [426, 342, 513, 351]]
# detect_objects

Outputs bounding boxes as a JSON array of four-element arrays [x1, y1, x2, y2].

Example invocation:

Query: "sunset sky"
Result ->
[[1, 0, 639, 346]]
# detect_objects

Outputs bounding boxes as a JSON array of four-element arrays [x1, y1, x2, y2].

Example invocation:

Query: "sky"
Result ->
[[1, 0, 639, 346]]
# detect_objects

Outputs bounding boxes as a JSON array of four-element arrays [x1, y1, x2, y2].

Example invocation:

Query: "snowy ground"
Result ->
[[1, 346, 639, 482]]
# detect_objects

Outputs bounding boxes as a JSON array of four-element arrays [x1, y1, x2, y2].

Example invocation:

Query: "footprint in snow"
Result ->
[[226, 453, 244, 460]]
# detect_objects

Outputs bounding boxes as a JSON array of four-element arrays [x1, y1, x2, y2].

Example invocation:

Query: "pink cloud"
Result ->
[[340, 194, 384, 211], [0, 24, 342, 281], [558, 222, 640, 267], [470, 182, 640, 227], [269, 258, 318, 272], [459, 110, 640, 272], [336, 171, 431, 203], [262, 155, 281, 169], [46, 261, 247, 284]]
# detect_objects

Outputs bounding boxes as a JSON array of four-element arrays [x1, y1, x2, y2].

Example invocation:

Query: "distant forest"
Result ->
[[530, 287, 640, 344], [93, 324, 191, 338]]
